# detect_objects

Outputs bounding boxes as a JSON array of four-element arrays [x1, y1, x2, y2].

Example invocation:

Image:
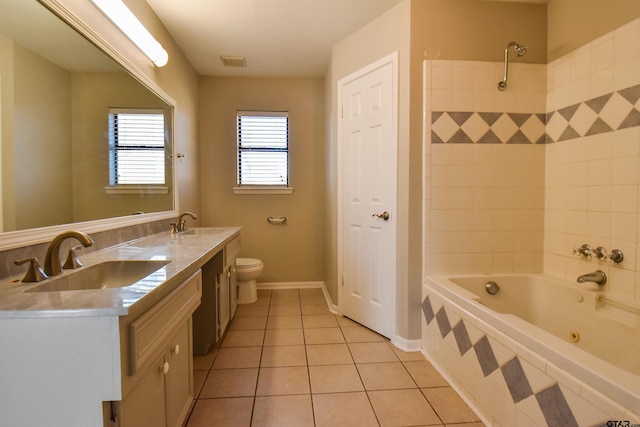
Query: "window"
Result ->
[[108, 108, 166, 186], [236, 111, 289, 189]]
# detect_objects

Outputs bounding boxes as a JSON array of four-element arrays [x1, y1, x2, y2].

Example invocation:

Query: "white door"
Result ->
[[339, 53, 397, 339]]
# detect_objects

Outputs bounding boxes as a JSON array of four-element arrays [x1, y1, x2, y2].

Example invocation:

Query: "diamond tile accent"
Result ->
[[600, 92, 633, 129], [423, 292, 583, 427], [501, 357, 533, 403], [492, 114, 519, 142], [452, 320, 472, 355], [435, 307, 452, 338], [473, 336, 499, 377], [535, 384, 579, 427], [569, 103, 598, 136], [429, 84, 640, 145], [422, 296, 434, 324]]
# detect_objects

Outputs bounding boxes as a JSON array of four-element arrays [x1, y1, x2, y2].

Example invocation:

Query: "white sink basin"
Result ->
[[23, 260, 170, 292]]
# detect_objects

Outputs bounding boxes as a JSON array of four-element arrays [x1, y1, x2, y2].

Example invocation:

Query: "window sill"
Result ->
[[104, 185, 169, 195], [232, 186, 294, 195]]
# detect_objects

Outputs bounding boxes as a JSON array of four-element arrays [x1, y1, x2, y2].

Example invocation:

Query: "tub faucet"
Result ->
[[44, 231, 94, 276], [174, 211, 197, 233], [576, 270, 607, 286]]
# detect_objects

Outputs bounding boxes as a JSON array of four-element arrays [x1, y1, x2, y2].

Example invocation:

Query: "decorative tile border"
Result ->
[[423, 294, 580, 426], [430, 84, 640, 145]]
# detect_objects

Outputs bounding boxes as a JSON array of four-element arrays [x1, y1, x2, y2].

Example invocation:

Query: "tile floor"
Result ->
[[187, 288, 484, 427]]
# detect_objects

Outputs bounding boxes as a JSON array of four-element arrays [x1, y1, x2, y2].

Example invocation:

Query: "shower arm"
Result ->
[[497, 42, 517, 91]]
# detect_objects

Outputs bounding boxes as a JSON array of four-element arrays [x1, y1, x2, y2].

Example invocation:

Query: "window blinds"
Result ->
[[237, 112, 289, 186]]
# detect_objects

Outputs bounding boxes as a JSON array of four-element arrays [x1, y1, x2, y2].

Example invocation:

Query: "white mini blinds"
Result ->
[[108, 108, 165, 185], [237, 111, 289, 186]]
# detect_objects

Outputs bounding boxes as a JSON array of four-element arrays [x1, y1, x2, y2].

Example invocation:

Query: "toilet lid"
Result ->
[[236, 258, 262, 268]]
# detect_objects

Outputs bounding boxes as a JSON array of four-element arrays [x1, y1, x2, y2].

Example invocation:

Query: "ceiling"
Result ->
[[146, 0, 404, 77]]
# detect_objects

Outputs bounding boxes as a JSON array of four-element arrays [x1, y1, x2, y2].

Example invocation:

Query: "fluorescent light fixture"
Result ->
[[90, 0, 168, 67]]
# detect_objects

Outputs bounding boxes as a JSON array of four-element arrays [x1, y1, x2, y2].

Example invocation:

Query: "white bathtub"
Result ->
[[423, 274, 640, 426]]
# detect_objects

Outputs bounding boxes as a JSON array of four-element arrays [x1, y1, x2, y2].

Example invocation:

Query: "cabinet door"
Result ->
[[217, 271, 230, 339], [166, 321, 193, 427], [229, 264, 238, 320], [120, 353, 167, 427]]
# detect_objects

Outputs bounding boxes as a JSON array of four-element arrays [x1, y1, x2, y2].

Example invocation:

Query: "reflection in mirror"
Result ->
[[0, 0, 174, 234]]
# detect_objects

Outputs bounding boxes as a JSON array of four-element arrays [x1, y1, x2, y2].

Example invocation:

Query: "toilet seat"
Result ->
[[237, 258, 262, 269]]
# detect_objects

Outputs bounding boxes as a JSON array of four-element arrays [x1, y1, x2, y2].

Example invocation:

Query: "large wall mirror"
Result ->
[[0, 0, 175, 247]]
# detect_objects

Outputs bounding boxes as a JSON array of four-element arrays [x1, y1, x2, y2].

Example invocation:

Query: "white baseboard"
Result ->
[[392, 336, 423, 352], [256, 281, 339, 314]]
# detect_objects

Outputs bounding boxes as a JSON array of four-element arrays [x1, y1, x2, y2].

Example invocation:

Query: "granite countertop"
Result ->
[[0, 227, 241, 319]]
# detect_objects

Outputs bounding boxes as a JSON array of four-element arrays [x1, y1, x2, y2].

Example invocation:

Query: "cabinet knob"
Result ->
[[172, 344, 180, 355], [162, 361, 170, 375]]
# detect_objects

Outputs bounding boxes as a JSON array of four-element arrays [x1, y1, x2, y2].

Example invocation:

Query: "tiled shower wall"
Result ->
[[424, 18, 640, 303], [543, 18, 640, 301], [423, 60, 547, 277]]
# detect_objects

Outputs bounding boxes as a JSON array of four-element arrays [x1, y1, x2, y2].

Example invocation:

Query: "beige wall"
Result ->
[[548, 0, 640, 61], [327, 1, 412, 337], [199, 77, 325, 283], [12, 43, 73, 230]]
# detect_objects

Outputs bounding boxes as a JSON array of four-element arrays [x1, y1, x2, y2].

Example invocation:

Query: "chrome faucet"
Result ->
[[173, 211, 197, 233], [44, 231, 94, 276], [576, 270, 607, 286]]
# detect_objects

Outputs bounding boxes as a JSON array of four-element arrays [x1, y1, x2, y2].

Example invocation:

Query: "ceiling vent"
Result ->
[[220, 56, 247, 67]]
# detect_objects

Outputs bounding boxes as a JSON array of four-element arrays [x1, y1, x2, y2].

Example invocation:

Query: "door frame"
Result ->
[[337, 51, 399, 341]]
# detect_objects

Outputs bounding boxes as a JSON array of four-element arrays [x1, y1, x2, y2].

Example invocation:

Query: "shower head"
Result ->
[[514, 44, 528, 57]]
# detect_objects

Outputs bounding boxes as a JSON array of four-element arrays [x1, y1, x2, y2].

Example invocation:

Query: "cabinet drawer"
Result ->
[[224, 236, 241, 267], [129, 270, 201, 375]]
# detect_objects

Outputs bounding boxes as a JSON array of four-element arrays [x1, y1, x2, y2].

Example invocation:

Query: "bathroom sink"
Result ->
[[24, 260, 170, 292]]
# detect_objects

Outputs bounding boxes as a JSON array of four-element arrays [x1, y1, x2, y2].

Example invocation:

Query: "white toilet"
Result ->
[[235, 258, 263, 304]]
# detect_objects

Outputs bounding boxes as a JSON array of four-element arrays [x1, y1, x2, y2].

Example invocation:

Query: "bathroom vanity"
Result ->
[[0, 227, 240, 427]]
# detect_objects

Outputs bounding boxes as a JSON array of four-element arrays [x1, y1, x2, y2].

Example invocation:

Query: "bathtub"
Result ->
[[422, 274, 640, 426]]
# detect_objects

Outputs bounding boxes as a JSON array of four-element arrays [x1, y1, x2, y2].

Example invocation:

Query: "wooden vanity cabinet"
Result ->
[[106, 270, 202, 427]]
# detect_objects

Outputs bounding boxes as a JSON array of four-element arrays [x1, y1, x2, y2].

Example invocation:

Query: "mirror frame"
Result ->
[[1, 0, 178, 251]]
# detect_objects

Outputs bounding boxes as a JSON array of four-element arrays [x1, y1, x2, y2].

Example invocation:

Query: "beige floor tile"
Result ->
[[229, 315, 268, 331], [256, 366, 310, 395], [192, 370, 208, 398], [303, 327, 345, 344], [391, 345, 426, 361], [337, 316, 360, 327], [298, 288, 324, 296], [186, 397, 253, 427], [221, 330, 265, 347], [199, 368, 258, 398], [260, 345, 307, 367], [348, 342, 399, 363], [368, 389, 441, 427], [306, 343, 354, 365], [253, 290, 272, 305], [422, 387, 480, 424], [193, 348, 217, 370], [252, 395, 314, 427], [235, 304, 270, 317], [302, 314, 338, 328], [341, 325, 387, 343], [312, 392, 379, 427], [403, 360, 450, 387], [263, 328, 305, 346], [213, 347, 262, 369], [301, 304, 332, 315], [268, 304, 302, 316], [270, 290, 300, 306], [300, 294, 326, 305], [266, 315, 303, 329], [357, 362, 417, 390], [309, 364, 364, 393]]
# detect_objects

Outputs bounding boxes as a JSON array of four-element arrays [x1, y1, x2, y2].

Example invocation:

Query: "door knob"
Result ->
[[372, 211, 390, 221]]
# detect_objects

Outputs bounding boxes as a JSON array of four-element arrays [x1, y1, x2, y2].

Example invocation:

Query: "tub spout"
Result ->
[[576, 270, 607, 286]]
